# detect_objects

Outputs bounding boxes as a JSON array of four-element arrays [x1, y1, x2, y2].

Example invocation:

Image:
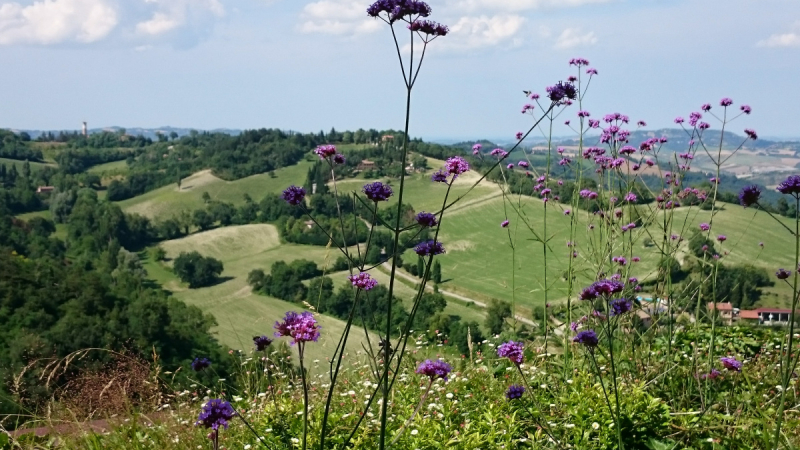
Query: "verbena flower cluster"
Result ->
[[720, 357, 743, 372], [739, 185, 761, 207], [505, 384, 525, 400], [777, 175, 800, 196], [497, 340, 524, 365], [408, 19, 448, 36], [367, 0, 432, 23], [274, 311, 321, 345], [253, 335, 272, 351], [282, 185, 306, 206], [415, 240, 445, 256], [416, 359, 452, 381], [349, 272, 378, 291], [573, 330, 599, 348], [191, 357, 211, 372], [363, 182, 393, 202], [579, 279, 624, 300], [415, 212, 438, 227], [314, 145, 337, 159], [196, 398, 236, 432]]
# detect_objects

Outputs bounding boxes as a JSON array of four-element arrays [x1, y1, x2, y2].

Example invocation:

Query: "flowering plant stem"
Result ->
[[514, 365, 561, 446], [388, 379, 432, 447], [771, 195, 800, 449], [298, 342, 309, 450]]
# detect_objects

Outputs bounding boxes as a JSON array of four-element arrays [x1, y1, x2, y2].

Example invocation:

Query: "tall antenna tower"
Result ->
[[82, 121, 88, 137]]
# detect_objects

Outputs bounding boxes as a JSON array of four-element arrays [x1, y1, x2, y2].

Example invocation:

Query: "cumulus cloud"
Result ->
[[299, 0, 381, 35], [135, 0, 225, 37], [445, 0, 610, 13], [0, 0, 118, 45], [439, 14, 525, 50], [554, 27, 596, 49], [757, 22, 800, 48]]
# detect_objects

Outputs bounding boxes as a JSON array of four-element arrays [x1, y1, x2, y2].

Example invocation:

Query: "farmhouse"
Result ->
[[36, 186, 55, 194]]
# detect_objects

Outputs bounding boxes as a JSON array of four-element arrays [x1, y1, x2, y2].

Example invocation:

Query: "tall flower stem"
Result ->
[[380, 23, 415, 450], [389, 380, 432, 446], [299, 343, 309, 450], [772, 195, 800, 449]]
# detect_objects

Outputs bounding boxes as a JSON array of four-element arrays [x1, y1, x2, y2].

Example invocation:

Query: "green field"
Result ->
[[145, 224, 376, 362], [119, 161, 313, 219], [0, 157, 55, 172], [87, 159, 129, 176]]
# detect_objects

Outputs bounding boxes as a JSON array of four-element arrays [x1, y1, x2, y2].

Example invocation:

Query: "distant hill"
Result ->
[[10, 126, 244, 141]]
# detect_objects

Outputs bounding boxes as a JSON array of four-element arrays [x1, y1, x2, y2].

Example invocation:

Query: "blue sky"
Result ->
[[0, 0, 798, 140]]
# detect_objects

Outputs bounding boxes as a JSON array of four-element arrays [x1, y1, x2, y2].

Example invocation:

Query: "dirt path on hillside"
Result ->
[[381, 262, 537, 328]]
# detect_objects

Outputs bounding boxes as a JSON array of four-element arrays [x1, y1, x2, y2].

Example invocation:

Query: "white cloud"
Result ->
[[757, 22, 800, 48], [554, 27, 596, 49], [135, 0, 225, 37], [0, 0, 118, 45], [440, 14, 526, 50], [445, 0, 611, 13], [299, 0, 380, 35]]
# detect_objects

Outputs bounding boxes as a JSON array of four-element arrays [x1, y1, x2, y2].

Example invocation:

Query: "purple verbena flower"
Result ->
[[720, 97, 733, 107], [505, 384, 525, 400], [573, 330, 599, 348], [777, 175, 800, 196], [500, 220, 509, 228], [720, 357, 742, 372], [415, 240, 445, 256], [253, 336, 272, 351], [701, 369, 722, 380], [408, 19, 448, 36], [745, 129, 758, 140], [196, 399, 236, 432], [416, 359, 452, 381], [416, 212, 438, 228], [274, 311, 321, 345], [315, 144, 337, 159], [699, 223, 710, 232], [546, 81, 577, 103], [701, 103, 712, 112], [776, 268, 791, 280], [363, 181, 393, 202], [432, 170, 448, 183], [580, 279, 624, 300], [333, 153, 346, 165], [349, 272, 378, 291], [281, 185, 306, 206], [717, 235, 727, 242], [609, 298, 632, 316], [497, 341, 524, 365], [740, 105, 752, 114], [192, 357, 211, 372]]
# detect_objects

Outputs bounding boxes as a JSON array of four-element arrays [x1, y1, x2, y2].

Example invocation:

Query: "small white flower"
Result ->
[[592, 422, 600, 430], [446, 393, 454, 399], [245, 445, 252, 450], [411, 429, 419, 435], [291, 438, 300, 444]]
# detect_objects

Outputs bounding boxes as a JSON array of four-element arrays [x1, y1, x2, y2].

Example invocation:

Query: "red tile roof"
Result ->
[[707, 302, 733, 311], [739, 310, 760, 319]]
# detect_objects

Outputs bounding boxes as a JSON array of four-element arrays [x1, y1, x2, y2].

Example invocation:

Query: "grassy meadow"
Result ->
[[144, 224, 376, 363]]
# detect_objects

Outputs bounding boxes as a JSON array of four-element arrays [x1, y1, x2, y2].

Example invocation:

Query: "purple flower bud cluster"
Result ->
[[701, 369, 721, 380], [621, 223, 636, 232], [699, 223, 710, 232], [363, 181, 393, 202], [777, 175, 800, 195], [408, 19, 448, 36], [315, 144, 337, 159], [196, 399, 236, 432], [274, 311, 321, 345], [367, 0, 432, 23], [776, 268, 791, 280], [573, 330, 598, 348], [689, 112, 702, 127], [497, 340, 524, 365], [416, 212, 438, 228], [415, 240, 445, 256], [192, 357, 211, 372], [472, 143, 482, 153], [416, 359, 452, 381], [490, 148, 508, 158], [253, 335, 273, 351], [349, 272, 378, 291], [737, 185, 762, 208], [521, 104, 534, 114], [500, 220, 510, 228], [506, 384, 525, 400], [609, 298, 633, 316], [569, 57, 589, 66], [579, 189, 598, 200], [580, 279, 625, 300], [720, 357, 742, 372], [546, 81, 577, 103], [281, 185, 306, 206], [612, 256, 627, 265], [720, 97, 733, 107], [740, 105, 752, 114]]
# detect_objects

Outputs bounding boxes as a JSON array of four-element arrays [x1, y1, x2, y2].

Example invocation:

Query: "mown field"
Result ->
[[120, 160, 314, 219], [144, 224, 378, 363]]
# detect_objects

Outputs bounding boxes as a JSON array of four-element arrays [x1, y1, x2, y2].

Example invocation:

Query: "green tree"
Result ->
[[485, 299, 512, 335], [417, 256, 425, 279], [193, 209, 213, 231], [173, 252, 224, 288], [432, 260, 442, 284]]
